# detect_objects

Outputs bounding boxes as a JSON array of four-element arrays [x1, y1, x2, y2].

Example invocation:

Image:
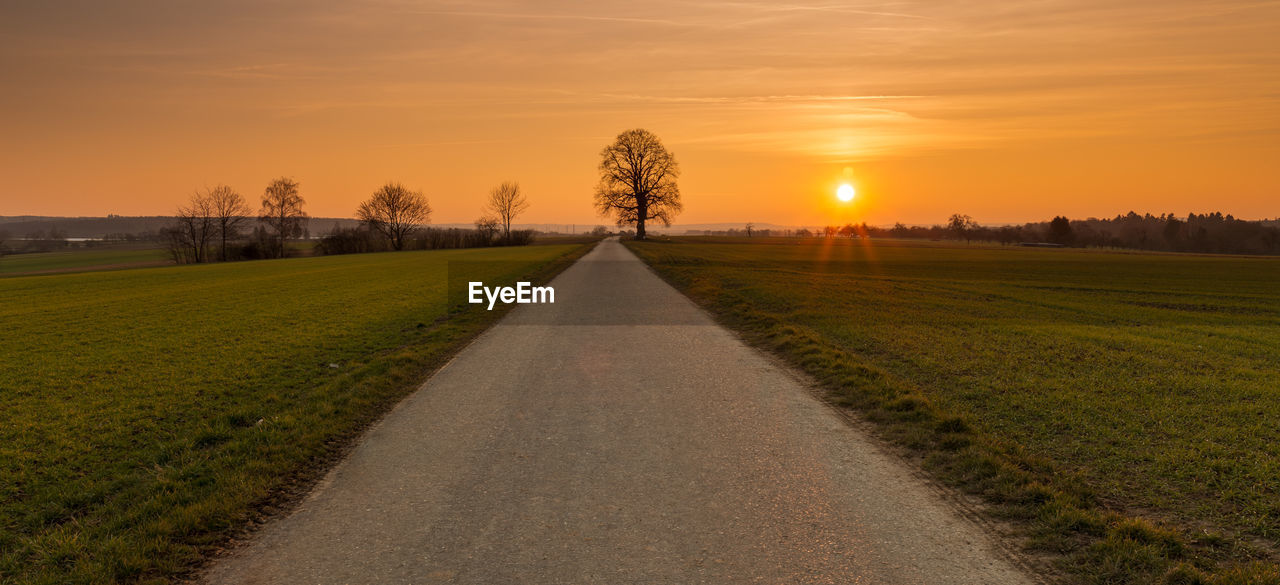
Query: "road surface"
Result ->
[[204, 237, 1034, 584]]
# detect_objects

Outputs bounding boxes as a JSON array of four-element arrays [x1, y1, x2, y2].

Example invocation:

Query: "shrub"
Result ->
[[317, 227, 386, 255]]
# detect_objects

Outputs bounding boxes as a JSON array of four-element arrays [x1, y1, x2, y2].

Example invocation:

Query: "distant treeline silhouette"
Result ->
[[7, 210, 1279, 259], [316, 225, 534, 255], [941, 212, 1280, 255], [153, 178, 538, 264], [756, 212, 1279, 256]]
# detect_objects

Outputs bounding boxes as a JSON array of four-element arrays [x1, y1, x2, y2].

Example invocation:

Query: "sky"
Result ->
[[1, 0, 1277, 226]]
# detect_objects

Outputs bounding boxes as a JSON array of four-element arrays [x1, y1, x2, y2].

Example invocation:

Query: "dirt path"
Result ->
[[203, 237, 1034, 584]]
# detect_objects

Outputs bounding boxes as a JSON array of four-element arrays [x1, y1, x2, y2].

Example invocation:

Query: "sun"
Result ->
[[836, 183, 856, 202]]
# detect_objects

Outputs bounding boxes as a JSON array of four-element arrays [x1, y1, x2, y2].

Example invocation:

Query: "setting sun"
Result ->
[[837, 184, 856, 202]]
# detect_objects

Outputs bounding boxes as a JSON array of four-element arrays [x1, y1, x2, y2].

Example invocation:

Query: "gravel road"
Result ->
[[203, 237, 1034, 584]]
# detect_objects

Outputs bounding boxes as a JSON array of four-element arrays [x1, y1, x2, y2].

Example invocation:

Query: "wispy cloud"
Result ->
[[706, 1, 930, 21], [2, 0, 1277, 220], [395, 9, 690, 27], [586, 94, 929, 105]]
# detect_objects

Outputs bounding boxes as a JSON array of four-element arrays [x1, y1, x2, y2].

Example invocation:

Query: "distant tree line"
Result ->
[[0, 227, 69, 255], [780, 212, 1280, 256], [316, 225, 535, 255], [318, 180, 535, 256], [159, 177, 537, 264], [162, 178, 306, 264], [1045, 212, 1280, 254]]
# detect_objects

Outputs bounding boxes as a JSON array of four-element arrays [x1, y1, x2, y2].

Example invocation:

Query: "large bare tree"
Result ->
[[356, 182, 431, 250], [259, 177, 307, 258], [593, 128, 682, 240], [208, 185, 252, 261], [485, 181, 529, 243]]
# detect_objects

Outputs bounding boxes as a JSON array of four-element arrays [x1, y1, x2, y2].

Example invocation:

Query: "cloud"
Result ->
[[1, 0, 1277, 210]]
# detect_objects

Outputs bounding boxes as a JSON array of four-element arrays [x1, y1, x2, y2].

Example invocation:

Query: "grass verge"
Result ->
[[627, 236, 1279, 585], [0, 247, 171, 276], [0, 240, 596, 584]]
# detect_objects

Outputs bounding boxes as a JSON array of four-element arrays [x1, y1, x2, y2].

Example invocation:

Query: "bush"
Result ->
[[317, 227, 385, 255], [409, 228, 488, 250], [504, 229, 535, 246], [226, 240, 273, 260]]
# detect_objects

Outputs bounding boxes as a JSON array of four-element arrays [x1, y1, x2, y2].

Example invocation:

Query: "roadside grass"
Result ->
[[0, 241, 594, 584], [0, 247, 171, 276], [627, 236, 1280, 585]]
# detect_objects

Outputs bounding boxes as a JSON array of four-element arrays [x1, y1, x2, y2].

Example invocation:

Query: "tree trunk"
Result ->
[[636, 201, 647, 240]]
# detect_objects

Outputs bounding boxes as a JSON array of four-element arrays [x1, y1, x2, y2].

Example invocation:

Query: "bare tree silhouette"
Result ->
[[486, 181, 529, 243], [357, 182, 432, 250], [171, 191, 215, 263], [593, 129, 682, 240], [208, 185, 251, 261], [474, 215, 500, 243], [259, 177, 307, 258], [948, 213, 979, 243]]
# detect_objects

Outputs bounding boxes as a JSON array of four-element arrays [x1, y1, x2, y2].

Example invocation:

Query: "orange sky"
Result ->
[[1, 1, 1277, 226]]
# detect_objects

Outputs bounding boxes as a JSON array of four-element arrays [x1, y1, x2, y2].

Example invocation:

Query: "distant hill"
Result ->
[[0, 216, 174, 238], [0, 216, 365, 239]]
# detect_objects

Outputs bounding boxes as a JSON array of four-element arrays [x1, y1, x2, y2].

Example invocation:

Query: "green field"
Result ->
[[0, 243, 590, 584], [0, 247, 171, 276], [628, 237, 1280, 584]]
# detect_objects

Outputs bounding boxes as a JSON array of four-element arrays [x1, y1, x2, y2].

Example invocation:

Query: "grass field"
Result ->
[[0, 247, 171, 276], [628, 236, 1280, 585], [0, 243, 591, 584]]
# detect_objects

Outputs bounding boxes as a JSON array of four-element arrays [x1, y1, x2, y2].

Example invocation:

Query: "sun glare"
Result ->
[[836, 183, 855, 202]]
